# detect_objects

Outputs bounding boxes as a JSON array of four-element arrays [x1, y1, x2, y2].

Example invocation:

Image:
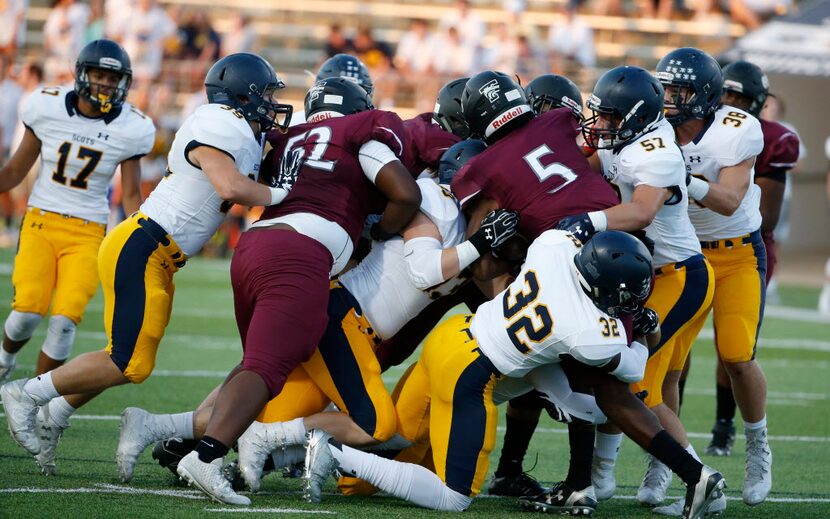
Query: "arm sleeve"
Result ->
[[766, 131, 800, 171], [190, 108, 248, 162], [132, 117, 157, 158], [358, 140, 399, 184], [367, 110, 407, 159], [450, 162, 485, 208], [403, 236, 446, 289], [20, 91, 42, 137], [629, 150, 685, 189]]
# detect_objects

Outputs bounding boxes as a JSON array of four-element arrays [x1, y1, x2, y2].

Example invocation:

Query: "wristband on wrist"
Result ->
[[687, 177, 710, 201], [467, 231, 490, 254], [455, 240, 482, 271], [587, 210, 608, 232], [269, 186, 288, 206]]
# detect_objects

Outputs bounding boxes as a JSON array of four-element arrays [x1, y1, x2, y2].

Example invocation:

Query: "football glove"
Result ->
[[556, 213, 596, 244], [468, 209, 520, 253], [633, 306, 660, 337]]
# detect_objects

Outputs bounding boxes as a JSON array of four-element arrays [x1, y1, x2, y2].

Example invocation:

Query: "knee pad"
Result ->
[[41, 315, 76, 361], [3, 311, 42, 342]]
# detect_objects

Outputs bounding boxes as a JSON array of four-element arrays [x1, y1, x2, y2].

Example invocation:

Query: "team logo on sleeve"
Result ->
[[479, 79, 500, 103]]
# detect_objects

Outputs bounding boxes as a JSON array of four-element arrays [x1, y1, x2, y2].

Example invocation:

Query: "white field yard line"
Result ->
[[0, 411, 826, 443], [1, 484, 827, 505], [205, 510, 334, 515]]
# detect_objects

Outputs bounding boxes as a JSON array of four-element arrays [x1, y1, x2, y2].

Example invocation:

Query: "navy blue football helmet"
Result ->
[[461, 71, 534, 142], [205, 53, 293, 132], [574, 231, 654, 317], [316, 54, 374, 97], [655, 47, 723, 126], [305, 77, 373, 122], [75, 39, 132, 114], [582, 66, 664, 150], [438, 139, 487, 185], [722, 60, 769, 117], [433, 77, 471, 139], [524, 74, 583, 120]]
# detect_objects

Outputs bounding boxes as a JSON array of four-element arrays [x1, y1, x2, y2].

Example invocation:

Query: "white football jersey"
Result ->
[[684, 105, 764, 241], [339, 178, 467, 340], [598, 118, 700, 267], [140, 104, 263, 256], [23, 86, 155, 224], [473, 230, 629, 378]]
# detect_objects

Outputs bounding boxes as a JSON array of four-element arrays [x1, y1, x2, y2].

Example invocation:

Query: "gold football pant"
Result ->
[[11, 207, 105, 323], [100, 212, 184, 383]]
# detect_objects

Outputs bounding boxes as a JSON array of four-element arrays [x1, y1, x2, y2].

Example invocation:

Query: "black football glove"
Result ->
[[468, 209, 520, 254], [633, 306, 660, 337], [556, 213, 596, 244]]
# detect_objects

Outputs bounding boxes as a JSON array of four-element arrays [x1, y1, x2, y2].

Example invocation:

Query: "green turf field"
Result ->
[[1, 251, 829, 518]]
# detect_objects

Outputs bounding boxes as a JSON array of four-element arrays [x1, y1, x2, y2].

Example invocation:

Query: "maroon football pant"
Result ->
[[231, 229, 333, 397]]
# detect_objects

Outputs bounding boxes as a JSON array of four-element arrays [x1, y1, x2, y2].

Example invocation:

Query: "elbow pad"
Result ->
[[404, 237, 445, 290], [609, 341, 648, 383]]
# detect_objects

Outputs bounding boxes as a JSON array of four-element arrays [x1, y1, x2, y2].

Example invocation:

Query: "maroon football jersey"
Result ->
[[451, 107, 619, 240], [261, 110, 407, 243], [402, 112, 460, 176], [756, 119, 800, 178]]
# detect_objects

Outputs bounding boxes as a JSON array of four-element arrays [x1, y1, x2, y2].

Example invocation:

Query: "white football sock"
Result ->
[[745, 416, 767, 433], [23, 371, 60, 404], [45, 396, 76, 428], [0, 347, 16, 366], [282, 417, 307, 445], [329, 441, 471, 511], [595, 432, 623, 460], [168, 411, 195, 439]]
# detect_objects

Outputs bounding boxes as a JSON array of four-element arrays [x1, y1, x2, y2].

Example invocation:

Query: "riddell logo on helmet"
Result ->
[[485, 104, 530, 137]]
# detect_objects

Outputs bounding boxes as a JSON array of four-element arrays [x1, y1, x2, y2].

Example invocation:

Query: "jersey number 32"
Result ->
[[502, 270, 554, 353]]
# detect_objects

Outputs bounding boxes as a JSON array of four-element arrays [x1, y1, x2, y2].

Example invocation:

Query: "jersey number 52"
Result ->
[[502, 270, 554, 353]]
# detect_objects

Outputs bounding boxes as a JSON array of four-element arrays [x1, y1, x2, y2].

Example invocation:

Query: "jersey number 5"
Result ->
[[502, 270, 554, 353], [52, 142, 103, 190], [523, 144, 578, 194]]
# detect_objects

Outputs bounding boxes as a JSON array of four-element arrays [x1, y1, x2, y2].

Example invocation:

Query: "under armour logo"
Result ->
[[31, 222, 43, 229], [97, 132, 109, 140], [484, 229, 493, 240], [160, 260, 169, 270], [689, 156, 702, 163], [479, 79, 500, 103]]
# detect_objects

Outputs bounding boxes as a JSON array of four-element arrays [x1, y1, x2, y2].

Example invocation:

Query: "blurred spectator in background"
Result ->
[[547, 4, 595, 79], [121, 0, 176, 82], [180, 11, 221, 63], [503, 0, 527, 22], [354, 27, 394, 70], [515, 35, 546, 84], [0, 59, 23, 162], [440, 0, 485, 55], [482, 22, 519, 74], [43, 0, 89, 81], [105, 0, 134, 39], [431, 26, 474, 77], [324, 24, 355, 58], [221, 14, 256, 56], [394, 19, 435, 76], [0, 0, 26, 60], [84, 0, 106, 43]]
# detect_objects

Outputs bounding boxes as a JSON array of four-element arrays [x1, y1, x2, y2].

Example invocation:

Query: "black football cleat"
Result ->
[[683, 466, 726, 519], [518, 481, 598, 516], [705, 420, 735, 457], [488, 471, 545, 497], [152, 438, 200, 476]]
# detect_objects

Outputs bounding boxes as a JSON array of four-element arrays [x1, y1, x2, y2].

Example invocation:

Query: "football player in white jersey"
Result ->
[[0, 40, 152, 384], [557, 66, 721, 512], [303, 231, 726, 519], [656, 47, 771, 509], [0, 52, 293, 476]]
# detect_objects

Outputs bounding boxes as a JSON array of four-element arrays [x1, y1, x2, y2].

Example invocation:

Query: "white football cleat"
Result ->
[[743, 428, 772, 506], [0, 356, 16, 386], [35, 405, 68, 475], [238, 420, 293, 492], [591, 455, 617, 501], [177, 451, 251, 506], [117, 407, 178, 483], [303, 429, 339, 504], [652, 493, 727, 516], [1, 379, 41, 455], [638, 454, 672, 506], [684, 465, 726, 519]]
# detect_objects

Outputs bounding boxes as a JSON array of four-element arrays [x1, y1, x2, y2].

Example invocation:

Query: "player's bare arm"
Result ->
[[755, 176, 786, 232], [189, 145, 276, 207], [119, 157, 143, 215], [602, 184, 672, 231], [372, 160, 421, 236], [0, 128, 41, 192], [687, 156, 754, 216]]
